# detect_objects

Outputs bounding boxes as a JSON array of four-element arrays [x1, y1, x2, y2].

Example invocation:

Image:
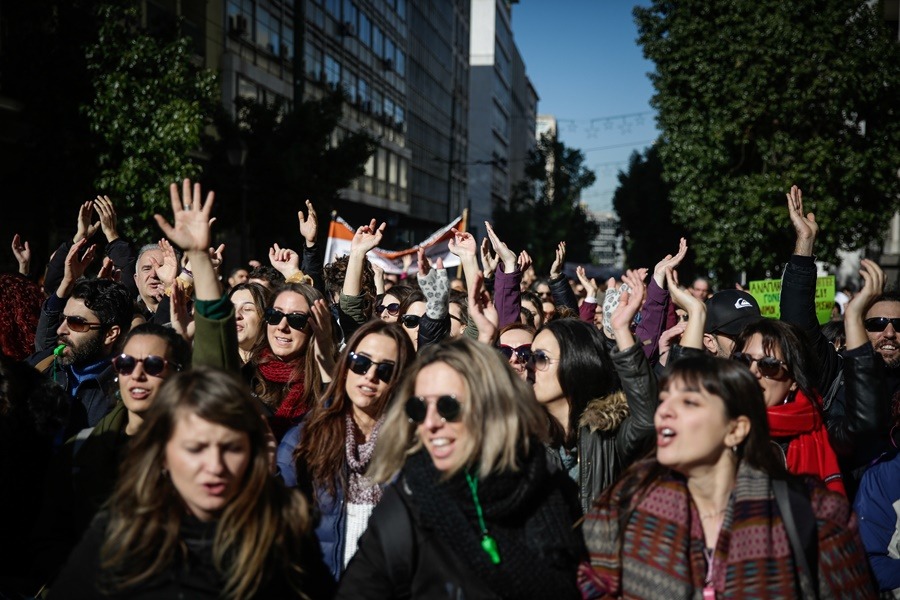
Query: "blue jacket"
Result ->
[[277, 423, 346, 580], [853, 451, 900, 592]]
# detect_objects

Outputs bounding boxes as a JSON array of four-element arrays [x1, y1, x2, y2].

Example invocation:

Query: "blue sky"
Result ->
[[511, 0, 658, 213]]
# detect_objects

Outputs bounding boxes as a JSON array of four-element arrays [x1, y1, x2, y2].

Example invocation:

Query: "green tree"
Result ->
[[204, 93, 376, 260], [613, 144, 695, 272], [84, 2, 218, 243], [494, 135, 599, 272], [635, 0, 900, 280]]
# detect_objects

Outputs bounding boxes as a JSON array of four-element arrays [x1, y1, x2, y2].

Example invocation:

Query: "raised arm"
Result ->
[[447, 228, 479, 294], [548, 241, 579, 311], [635, 238, 687, 359], [484, 222, 522, 328]]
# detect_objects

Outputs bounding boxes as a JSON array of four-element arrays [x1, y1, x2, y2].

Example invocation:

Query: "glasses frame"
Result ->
[[404, 395, 461, 424], [731, 352, 788, 378], [498, 343, 532, 363], [347, 352, 396, 382], [528, 349, 560, 372], [63, 315, 104, 333], [864, 317, 900, 333], [264, 308, 310, 331], [401, 314, 422, 329], [112, 353, 181, 377], [377, 302, 401, 316]]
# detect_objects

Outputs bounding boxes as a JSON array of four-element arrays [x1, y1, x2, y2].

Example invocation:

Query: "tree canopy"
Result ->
[[634, 0, 900, 280], [493, 135, 599, 273], [84, 2, 218, 243]]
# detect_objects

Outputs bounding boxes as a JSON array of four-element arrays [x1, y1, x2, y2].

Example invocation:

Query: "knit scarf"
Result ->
[[256, 349, 306, 438], [768, 389, 845, 495], [344, 412, 383, 505], [402, 445, 583, 600]]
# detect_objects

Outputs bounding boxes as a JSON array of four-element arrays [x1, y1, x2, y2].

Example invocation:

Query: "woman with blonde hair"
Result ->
[[337, 337, 585, 599], [51, 367, 334, 599]]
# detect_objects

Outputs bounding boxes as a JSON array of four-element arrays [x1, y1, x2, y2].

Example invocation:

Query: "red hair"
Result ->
[[0, 274, 44, 360]]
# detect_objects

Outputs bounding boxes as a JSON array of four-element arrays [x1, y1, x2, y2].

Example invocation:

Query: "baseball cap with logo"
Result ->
[[703, 290, 762, 336]]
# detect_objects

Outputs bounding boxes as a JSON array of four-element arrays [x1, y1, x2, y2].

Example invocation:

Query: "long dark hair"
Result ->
[[293, 320, 414, 498], [540, 319, 618, 446]]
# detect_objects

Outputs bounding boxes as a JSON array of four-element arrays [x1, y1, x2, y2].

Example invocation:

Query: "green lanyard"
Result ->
[[465, 471, 501, 565]]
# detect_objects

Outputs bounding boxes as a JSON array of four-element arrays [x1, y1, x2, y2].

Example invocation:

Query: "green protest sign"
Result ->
[[747, 276, 835, 325]]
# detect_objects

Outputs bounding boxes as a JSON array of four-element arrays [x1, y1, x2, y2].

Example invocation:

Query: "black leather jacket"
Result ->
[[576, 342, 657, 514]]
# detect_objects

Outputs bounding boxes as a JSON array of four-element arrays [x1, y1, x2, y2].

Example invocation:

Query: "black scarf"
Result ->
[[402, 444, 583, 599]]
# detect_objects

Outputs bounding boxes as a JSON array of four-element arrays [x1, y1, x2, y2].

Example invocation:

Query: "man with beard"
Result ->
[[29, 240, 133, 437], [780, 185, 897, 498]]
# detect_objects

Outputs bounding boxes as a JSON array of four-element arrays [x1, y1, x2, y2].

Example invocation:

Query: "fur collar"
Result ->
[[578, 390, 629, 433]]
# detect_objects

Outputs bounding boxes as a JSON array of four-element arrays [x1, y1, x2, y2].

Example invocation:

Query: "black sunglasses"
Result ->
[[405, 395, 461, 424], [63, 315, 103, 333], [348, 352, 395, 382], [377, 302, 400, 316], [112, 354, 180, 377], [864, 317, 900, 333], [528, 349, 559, 372], [498, 343, 532, 363], [731, 352, 787, 378], [401, 314, 422, 329], [264, 308, 310, 331]]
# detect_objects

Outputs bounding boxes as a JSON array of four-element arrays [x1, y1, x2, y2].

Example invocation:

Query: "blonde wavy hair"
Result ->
[[369, 337, 548, 482], [98, 367, 314, 599]]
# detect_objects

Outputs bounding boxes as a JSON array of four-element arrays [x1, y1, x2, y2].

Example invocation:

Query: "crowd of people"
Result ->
[[0, 180, 897, 599]]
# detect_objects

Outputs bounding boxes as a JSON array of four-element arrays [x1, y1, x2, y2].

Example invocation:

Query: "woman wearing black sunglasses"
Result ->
[[732, 319, 845, 495], [337, 337, 586, 599], [31, 322, 191, 585], [276, 320, 414, 580]]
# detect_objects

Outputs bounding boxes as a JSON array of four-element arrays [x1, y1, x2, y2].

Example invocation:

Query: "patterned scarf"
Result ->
[[768, 388, 845, 495], [344, 412, 383, 505], [583, 460, 874, 599]]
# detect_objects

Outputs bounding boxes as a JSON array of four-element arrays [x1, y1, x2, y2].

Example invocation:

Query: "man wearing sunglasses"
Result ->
[[29, 278, 133, 435], [781, 185, 899, 498], [702, 289, 763, 358]]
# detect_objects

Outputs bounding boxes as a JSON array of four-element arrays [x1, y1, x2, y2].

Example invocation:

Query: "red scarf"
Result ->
[[767, 389, 845, 496], [256, 349, 307, 438]]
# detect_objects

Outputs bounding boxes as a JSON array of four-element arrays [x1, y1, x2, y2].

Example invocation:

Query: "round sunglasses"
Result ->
[[112, 354, 181, 377], [405, 395, 461, 424], [264, 308, 310, 331], [498, 343, 532, 363], [528, 349, 559, 372], [377, 302, 401, 316], [348, 352, 395, 382], [731, 352, 787, 378]]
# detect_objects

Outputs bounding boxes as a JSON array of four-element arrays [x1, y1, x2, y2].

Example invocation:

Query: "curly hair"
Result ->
[[71, 279, 133, 336], [0, 273, 44, 361], [324, 255, 376, 316]]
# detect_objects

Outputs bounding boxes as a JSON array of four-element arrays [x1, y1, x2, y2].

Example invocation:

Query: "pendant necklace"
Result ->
[[465, 470, 501, 565]]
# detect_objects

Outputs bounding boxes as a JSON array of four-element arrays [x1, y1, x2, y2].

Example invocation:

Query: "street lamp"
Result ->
[[226, 136, 249, 263]]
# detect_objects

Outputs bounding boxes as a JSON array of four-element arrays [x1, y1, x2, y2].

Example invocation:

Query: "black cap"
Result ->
[[704, 290, 762, 336]]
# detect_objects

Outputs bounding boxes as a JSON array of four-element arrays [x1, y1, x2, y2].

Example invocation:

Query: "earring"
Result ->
[[161, 467, 169, 478], [731, 445, 738, 454]]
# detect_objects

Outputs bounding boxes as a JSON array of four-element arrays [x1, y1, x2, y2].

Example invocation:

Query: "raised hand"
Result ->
[[652, 237, 688, 288], [480, 237, 499, 277], [658, 321, 687, 366], [550, 241, 566, 279], [73, 201, 101, 244], [845, 259, 885, 352], [372, 262, 385, 295], [169, 281, 195, 342], [484, 221, 517, 274], [269, 243, 300, 278], [297, 199, 318, 247], [209, 243, 225, 274], [786, 185, 818, 256], [417, 247, 431, 277], [97, 256, 121, 282], [154, 179, 214, 253], [11, 234, 31, 276], [93, 195, 120, 243], [61, 239, 97, 291], [664, 267, 706, 349], [611, 269, 647, 339], [468, 271, 499, 344], [576, 266, 598, 299], [154, 238, 180, 287], [517, 250, 533, 274], [309, 298, 336, 382], [448, 229, 477, 258], [350, 219, 386, 255]]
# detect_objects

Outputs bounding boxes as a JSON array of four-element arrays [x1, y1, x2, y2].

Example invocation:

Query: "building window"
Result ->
[[342, 0, 357, 31], [396, 0, 406, 20], [325, 0, 340, 19], [237, 76, 258, 102], [342, 69, 357, 102], [306, 42, 323, 79], [256, 7, 280, 54], [359, 12, 371, 46], [395, 49, 405, 75], [372, 25, 383, 58], [324, 54, 341, 89], [399, 157, 408, 189], [358, 78, 370, 109]]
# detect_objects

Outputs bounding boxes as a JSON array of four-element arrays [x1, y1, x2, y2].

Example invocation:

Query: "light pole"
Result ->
[[226, 137, 249, 263]]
